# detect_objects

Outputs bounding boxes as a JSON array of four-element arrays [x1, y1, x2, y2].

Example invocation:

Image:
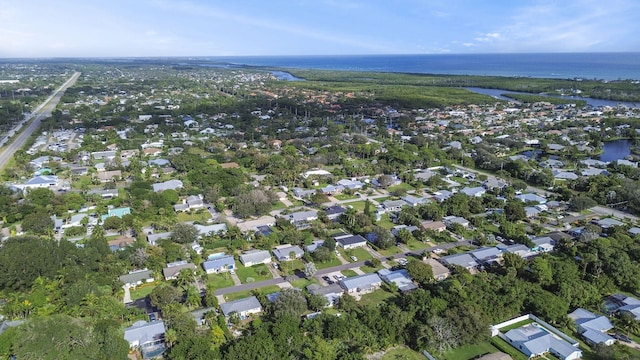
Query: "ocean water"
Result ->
[[206, 53, 640, 81]]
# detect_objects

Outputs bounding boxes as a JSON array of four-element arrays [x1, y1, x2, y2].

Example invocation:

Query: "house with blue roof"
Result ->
[[202, 255, 235, 274], [504, 323, 581, 360], [568, 308, 615, 346], [378, 269, 417, 292], [220, 296, 263, 319], [516, 193, 547, 204], [124, 320, 166, 351]]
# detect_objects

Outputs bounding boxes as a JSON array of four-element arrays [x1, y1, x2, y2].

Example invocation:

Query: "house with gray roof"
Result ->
[[220, 296, 263, 319], [532, 236, 555, 252], [124, 320, 166, 349], [334, 234, 368, 249], [308, 284, 343, 307], [119, 269, 155, 287], [305, 240, 325, 253], [516, 193, 547, 204], [152, 179, 183, 192], [272, 244, 304, 261], [162, 260, 196, 280], [378, 269, 417, 292], [443, 215, 470, 229], [593, 218, 624, 229], [568, 308, 615, 346], [503, 323, 581, 360], [460, 186, 486, 197], [239, 250, 272, 267], [202, 255, 235, 274], [382, 199, 406, 212], [439, 253, 478, 272], [432, 189, 453, 202], [194, 223, 227, 236], [146, 231, 171, 246], [292, 187, 316, 198], [470, 247, 502, 264], [402, 195, 427, 207], [505, 244, 536, 259], [339, 273, 382, 296]]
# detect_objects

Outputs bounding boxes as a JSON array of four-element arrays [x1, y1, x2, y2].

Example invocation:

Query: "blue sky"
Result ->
[[0, 0, 638, 57]]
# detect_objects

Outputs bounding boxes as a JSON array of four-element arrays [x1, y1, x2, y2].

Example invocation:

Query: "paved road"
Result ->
[[213, 240, 469, 297], [0, 72, 80, 170]]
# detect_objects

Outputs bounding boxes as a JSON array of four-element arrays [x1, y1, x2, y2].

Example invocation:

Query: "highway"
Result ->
[[0, 72, 81, 171]]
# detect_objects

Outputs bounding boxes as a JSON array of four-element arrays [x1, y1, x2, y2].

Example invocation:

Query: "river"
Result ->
[[465, 87, 638, 108]]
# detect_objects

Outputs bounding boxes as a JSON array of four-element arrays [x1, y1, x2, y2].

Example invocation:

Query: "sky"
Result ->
[[0, 0, 638, 57]]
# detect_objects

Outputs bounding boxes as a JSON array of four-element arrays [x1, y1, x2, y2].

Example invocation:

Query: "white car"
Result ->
[[432, 248, 444, 254], [350, 256, 358, 261]]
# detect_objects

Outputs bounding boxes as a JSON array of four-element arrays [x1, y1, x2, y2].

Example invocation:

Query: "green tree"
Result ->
[[171, 223, 199, 244], [406, 259, 434, 286], [271, 288, 307, 320]]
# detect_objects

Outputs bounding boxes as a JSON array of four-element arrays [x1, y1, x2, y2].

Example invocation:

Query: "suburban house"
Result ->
[[339, 273, 382, 296], [162, 260, 196, 280], [307, 284, 344, 307], [531, 236, 555, 252], [516, 193, 547, 204], [568, 308, 615, 346], [284, 209, 319, 229], [194, 223, 227, 236], [324, 205, 347, 221], [173, 195, 205, 212], [336, 178, 364, 190], [432, 190, 453, 202], [146, 231, 171, 246], [503, 323, 581, 360], [460, 186, 486, 197], [292, 187, 316, 198], [305, 240, 325, 253], [443, 215, 470, 229], [439, 253, 478, 272], [272, 244, 304, 261], [402, 195, 427, 207], [504, 244, 537, 259], [124, 320, 166, 355], [593, 218, 624, 230], [469, 247, 503, 265], [425, 258, 450, 281], [96, 170, 121, 183], [119, 269, 155, 287], [11, 175, 59, 192], [377, 269, 417, 292], [152, 179, 183, 192], [220, 296, 263, 319], [420, 220, 446, 232], [382, 199, 406, 212], [202, 255, 235, 274], [239, 250, 272, 267], [334, 233, 368, 249]]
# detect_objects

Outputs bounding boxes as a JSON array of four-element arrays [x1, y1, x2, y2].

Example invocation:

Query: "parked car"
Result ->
[[350, 256, 358, 261], [614, 333, 632, 343], [432, 248, 444, 254]]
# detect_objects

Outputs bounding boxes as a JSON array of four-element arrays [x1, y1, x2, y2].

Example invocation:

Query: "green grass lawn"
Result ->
[[376, 214, 396, 229], [271, 201, 288, 211], [405, 238, 431, 251], [130, 283, 156, 300], [334, 193, 359, 201], [341, 269, 358, 277], [360, 264, 383, 274], [439, 342, 501, 360], [388, 183, 415, 193], [358, 289, 396, 306], [373, 196, 391, 203], [290, 278, 318, 289], [206, 272, 235, 289], [315, 256, 343, 269], [344, 247, 373, 261], [176, 211, 212, 223], [490, 336, 528, 360], [346, 200, 366, 211], [235, 264, 273, 284], [223, 285, 282, 302], [377, 246, 402, 256], [381, 346, 424, 360]]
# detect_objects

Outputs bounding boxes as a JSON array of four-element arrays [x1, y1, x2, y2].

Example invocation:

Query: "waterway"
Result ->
[[599, 139, 636, 162], [465, 87, 639, 108]]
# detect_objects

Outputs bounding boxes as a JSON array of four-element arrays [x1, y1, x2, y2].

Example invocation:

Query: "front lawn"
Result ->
[[130, 283, 156, 300], [315, 256, 342, 269], [346, 200, 366, 211], [235, 264, 273, 284], [405, 238, 431, 251], [334, 193, 359, 201], [376, 214, 396, 229], [206, 272, 235, 289], [388, 183, 415, 193], [344, 247, 373, 261], [360, 264, 383, 274], [377, 246, 402, 256], [223, 285, 282, 302], [439, 342, 501, 360], [341, 269, 358, 278], [290, 278, 318, 289]]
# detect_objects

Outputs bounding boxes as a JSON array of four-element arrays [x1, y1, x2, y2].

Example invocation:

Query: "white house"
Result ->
[[239, 250, 272, 267]]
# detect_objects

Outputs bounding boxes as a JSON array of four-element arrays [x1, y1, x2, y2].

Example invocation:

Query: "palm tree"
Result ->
[[164, 328, 178, 349], [175, 268, 194, 290]]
